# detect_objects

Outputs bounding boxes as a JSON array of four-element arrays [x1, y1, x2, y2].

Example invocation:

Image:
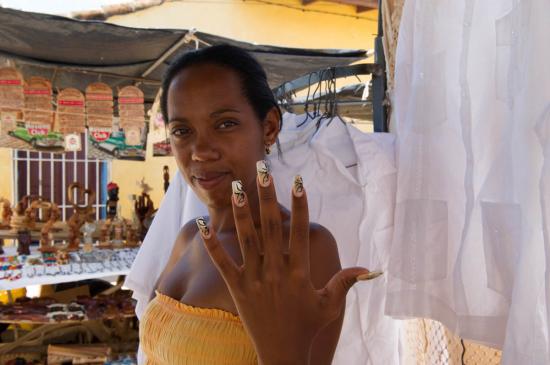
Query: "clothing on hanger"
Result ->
[[387, 0, 550, 363]]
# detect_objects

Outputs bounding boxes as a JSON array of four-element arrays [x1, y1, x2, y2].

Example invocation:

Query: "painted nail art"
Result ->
[[232, 180, 246, 207], [256, 160, 271, 187], [356, 271, 383, 281], [196, 217, 211, 239], [293, 175, 304, 197]]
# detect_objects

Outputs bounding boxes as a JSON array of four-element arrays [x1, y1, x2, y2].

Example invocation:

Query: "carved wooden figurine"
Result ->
[[163, 165, 170, 193], [39, 203, 60, 253], [66, 183, 95, 251], [0, 198, 12, 228], [134, 191, 154, 241], [106, 182, 119, 219]]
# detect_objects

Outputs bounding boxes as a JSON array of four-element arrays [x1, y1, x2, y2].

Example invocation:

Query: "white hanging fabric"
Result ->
[[386, 0, 550, 363], [126, 113, 401, 364]]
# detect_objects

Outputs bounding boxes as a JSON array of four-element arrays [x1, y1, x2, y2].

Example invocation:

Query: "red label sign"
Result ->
[[119, 97, 144, 104], [24, 89, 50, 95], [0, 80, 21, 85], [87, 93, 112, 101], [27, 127, 49, 136], [90, 130, 110, 142], [59, 100, 84, 106]]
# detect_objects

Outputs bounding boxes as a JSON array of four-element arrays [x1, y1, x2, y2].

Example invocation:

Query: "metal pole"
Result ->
[[372, 0, 388, 132]]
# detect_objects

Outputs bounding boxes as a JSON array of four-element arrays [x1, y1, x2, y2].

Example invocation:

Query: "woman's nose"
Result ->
[[191, 134, 219, 162]]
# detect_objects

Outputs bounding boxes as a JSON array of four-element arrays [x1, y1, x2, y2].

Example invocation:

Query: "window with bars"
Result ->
[[12, 133, 110, 221]]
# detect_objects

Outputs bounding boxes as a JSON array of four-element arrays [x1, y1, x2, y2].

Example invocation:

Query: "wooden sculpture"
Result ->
[[0, 67, 24, 135], [134, 185, 154, 241], [66, 183, 95, 251], [0, 197, 12, 228], [39, 202, 60, 253], [106, 182, 119, 219], [163, 165, 170, 193], [10, 195, 42, 230]]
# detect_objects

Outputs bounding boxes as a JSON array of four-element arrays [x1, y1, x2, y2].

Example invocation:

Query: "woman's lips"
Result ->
[[193, 172, 229, 190]]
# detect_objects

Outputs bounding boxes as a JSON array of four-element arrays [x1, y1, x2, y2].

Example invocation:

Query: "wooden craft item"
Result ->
[[106, 182, 119, 219], [17, 229, 31, 255], [163, 165, 170, 193], [66, 183, 95, 251], [86, 82, 113, 129], [25, 197, 53, 230], [10, 195, 44, 230], [0, 111, 17, 136], [40, 202, 60, 253], [0, 67, 24, 121], [118, 85, 145, 130], [56, 88, 86, 134], [0, 197, 12, 228], [24, 76, 54, 128], [134, 191, 154, 241]]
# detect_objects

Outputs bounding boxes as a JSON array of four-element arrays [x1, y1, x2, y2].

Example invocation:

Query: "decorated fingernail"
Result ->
[[196, 217, 211, 239], [232, 180, 246, 207], [293, 175, 304, 197], [256, 160, 271, 187], [357, 271, 383, 281]]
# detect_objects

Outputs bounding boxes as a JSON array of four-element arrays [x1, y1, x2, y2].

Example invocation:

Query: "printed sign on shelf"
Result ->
[[0, 111, 17, 135], [89, 127, 111, 142], [124, 127, 141, 146], [26, 125, 49, 136], [64, 133, 81, 152]]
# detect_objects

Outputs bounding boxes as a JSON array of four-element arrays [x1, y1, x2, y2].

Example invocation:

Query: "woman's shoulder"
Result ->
[[171, 218, 202, 253]]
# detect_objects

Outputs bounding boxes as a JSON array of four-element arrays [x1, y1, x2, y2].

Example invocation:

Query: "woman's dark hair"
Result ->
[[160, 44, 282, 129]]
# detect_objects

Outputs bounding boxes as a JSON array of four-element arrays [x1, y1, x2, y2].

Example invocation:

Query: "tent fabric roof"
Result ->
[[0, 7, 367, 103]]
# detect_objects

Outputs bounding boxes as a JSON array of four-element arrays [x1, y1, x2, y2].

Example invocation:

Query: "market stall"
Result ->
[[0, 6, 372, 364]]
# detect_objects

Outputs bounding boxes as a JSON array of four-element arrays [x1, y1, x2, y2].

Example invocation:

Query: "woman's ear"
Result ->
[[263, 107, 281, 145]]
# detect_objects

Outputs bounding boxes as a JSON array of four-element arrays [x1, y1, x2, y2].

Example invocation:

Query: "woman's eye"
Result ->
[[218, 120, 238, 129], [170, 127, 190, 137]]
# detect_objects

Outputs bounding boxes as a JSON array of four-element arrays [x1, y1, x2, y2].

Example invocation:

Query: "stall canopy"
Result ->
[[0, 6, 367, 103]]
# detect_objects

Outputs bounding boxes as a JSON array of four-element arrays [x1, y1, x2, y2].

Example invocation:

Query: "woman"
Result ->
[[139, 44, 374, 364]]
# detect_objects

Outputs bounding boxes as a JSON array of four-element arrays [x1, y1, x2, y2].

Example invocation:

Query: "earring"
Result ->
[[265, 144, 271, 155]]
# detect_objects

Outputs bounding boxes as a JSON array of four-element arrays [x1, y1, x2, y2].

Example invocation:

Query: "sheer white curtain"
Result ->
[[386, 0, 550, 363]]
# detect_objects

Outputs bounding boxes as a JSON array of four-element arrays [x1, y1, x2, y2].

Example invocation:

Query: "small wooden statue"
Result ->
[[134, 192, 154, 241], [163, 165, 170, 193], [66, 183, 95, 251], [106, 182, 119, 219], [17, 229, 31, 255], [39, 202, 60, 253], [0, 198, 12, 228]]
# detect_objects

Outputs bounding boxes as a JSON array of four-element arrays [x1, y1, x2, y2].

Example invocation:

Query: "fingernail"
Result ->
[[293, 175, 304, 197], [256, 160, 271, 187], [232, 180, 246, 207], [357, 271, 383, 281], [196, 217, 211, 239]]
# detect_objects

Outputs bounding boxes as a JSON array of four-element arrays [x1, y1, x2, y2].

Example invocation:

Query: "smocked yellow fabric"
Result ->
[[140, 291, 257, 364]]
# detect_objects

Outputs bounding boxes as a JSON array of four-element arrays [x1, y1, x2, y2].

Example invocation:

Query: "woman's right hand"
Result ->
[[197, 170, 380, 364]]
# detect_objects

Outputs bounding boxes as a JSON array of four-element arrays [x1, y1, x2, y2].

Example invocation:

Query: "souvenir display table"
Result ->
[[0, 245, 138, 291]]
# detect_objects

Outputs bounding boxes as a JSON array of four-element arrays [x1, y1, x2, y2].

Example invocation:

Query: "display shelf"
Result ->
[[0, 246, 137, 291]]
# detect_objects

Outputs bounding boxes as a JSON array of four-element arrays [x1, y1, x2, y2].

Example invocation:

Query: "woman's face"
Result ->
[[167, 63, 279, 207]]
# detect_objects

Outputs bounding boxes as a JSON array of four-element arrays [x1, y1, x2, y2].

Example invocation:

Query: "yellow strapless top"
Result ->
[[139, 291, 257, 365]]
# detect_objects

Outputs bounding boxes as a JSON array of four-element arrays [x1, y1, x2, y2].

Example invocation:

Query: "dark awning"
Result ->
[[0, 7, 368, 103]]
